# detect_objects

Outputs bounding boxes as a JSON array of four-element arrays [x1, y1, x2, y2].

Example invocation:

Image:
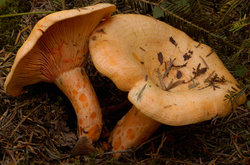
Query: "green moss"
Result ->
[[0, 0, 7, 7], [0, 0, 30, 49]]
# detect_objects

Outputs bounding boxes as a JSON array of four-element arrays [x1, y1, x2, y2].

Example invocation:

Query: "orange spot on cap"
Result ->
[[72, 89, 78, 96], [63, 59, 70, 63], [78, 118, 83, 125], [79, 93, 89, 107], [74, 102, 81, 113], [127, 128, 135, 141], [90, 112, 96, 120], [87, 124, 100, 142], [79, 93, 87, 102], [76, 81, 81, 89], [84, 101, 88, 107], [116, 129, 121, 135], [113, 136, 121, 150]]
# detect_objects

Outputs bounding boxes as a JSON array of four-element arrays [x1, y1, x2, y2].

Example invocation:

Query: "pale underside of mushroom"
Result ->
[[89, 14, 246, 154], [4, 3, 116, 155]]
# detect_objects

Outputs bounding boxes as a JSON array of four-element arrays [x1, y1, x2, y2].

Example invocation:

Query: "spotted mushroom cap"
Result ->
[[89, 14, 246, 126], [4, 3, 116, 96]]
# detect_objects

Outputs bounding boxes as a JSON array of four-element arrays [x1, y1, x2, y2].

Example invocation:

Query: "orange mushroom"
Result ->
[[89, 14, 246, 155], [4, 3, 116, 154]]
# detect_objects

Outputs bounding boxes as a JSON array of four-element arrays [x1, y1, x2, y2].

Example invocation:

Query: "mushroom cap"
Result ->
[[4, 3, 116, 96], [89, 14, 246, 126]]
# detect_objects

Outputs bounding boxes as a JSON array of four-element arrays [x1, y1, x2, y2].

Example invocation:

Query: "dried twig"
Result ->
[[157, 68, 166, 90], [14, 26, 31, 45], [11, 104, 41, 137], [155, 132, 167, 156], [0, 11, 54, 18], [100, 149, 133, 155], [163, 58, 176, 78], [199, 56, 209, 69], [166, 79, 185, 91]]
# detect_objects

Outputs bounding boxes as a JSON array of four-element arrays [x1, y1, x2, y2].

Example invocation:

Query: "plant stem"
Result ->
[[0, 11, 54, 18]]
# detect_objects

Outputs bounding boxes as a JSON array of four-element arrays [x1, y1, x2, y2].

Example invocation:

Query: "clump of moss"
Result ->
[[0, 0, 30, 50]]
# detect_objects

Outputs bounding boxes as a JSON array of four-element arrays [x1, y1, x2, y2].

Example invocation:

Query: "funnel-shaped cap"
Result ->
[[89, 14, 246, 126]]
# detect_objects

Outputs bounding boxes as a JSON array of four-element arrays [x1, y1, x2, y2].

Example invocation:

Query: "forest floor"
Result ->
[[0, 0, 249, 164]]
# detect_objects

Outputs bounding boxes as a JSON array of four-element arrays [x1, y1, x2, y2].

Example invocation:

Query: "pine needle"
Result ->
[[138, 0, 241, 50], [0, 11, 54, 18]]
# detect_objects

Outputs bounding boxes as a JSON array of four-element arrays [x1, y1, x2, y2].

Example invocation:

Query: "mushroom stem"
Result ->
[[55, 67, 102, 142], [109, 106, 161, 157]]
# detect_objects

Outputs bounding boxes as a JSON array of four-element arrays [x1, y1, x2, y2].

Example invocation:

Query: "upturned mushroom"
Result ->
[[4, 3, 116, 154], [89, 14, 246, 155]]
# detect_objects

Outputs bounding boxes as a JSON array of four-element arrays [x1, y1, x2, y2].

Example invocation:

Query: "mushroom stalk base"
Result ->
[[55, 67, 102, 142], [109, 106, 161, 157]]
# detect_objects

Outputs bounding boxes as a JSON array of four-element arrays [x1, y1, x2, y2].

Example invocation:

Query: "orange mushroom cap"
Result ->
[[89, 14, 246, 126], [4, 3, 115, 96]]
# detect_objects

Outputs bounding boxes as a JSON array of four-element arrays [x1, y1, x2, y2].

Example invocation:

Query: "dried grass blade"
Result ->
[[11, 104, 41, 137], [14, 26, 30, 45], [163, 58, 176, 78], [157, 68, 166, 90]]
